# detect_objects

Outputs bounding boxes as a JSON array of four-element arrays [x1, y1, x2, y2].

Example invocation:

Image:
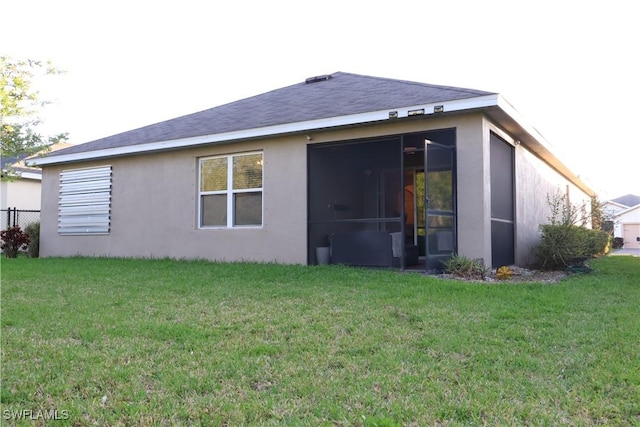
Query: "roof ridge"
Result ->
[[332, 71, 495, 96]]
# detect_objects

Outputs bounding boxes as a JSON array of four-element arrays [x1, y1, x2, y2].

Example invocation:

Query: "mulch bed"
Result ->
[[439, 266, 572, 284]]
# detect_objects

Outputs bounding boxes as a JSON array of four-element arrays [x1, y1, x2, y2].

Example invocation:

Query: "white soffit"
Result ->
[[490, 96, 594, 196]]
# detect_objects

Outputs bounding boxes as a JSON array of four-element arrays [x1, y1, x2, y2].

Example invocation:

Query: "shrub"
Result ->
[[441, 255, 488, 280], [582, 227, 610, 256], [25, 222, 40, 258], [612, 237, 624, 249], [532, 190, 611, 271], [1, 226, 30, 258], [533, 224, 609, 270]]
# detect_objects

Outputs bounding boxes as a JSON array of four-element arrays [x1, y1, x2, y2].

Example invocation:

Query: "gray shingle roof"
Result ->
[[47, 72, 495, 157], [1, 154, 25, 171], [611, 194, 640, 207]]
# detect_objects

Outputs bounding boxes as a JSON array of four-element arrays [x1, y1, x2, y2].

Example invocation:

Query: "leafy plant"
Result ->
[[1, 56, 68, 181], [612, 237, 624, 249], [496, 265, 513, 280], [545, 190, 582, 226], [580, 225, 610, 256], [441, 255, 488, 280], [24, 221, 40, 258], [0, 225, 30, 258], [533, 191, 611, 271], [533, 223, 610, 271]]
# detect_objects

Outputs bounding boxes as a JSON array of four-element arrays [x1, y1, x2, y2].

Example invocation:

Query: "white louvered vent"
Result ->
[[58, 166, 112, 235]]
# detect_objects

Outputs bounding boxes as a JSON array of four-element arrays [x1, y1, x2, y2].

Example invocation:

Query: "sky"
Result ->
[[5, 0, 639, 200]]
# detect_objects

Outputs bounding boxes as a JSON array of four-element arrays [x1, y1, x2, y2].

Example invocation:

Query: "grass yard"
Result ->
[[1, 256, 639, 426]]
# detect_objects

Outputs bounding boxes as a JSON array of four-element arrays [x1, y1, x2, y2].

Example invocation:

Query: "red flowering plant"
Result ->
[[1, 225, 31, 258]]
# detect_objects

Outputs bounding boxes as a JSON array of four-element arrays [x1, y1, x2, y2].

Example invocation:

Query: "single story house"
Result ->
[[1, 153, 43, 212], [30, 72, 594, 271], [603, 194, 640, 249], [2, 142, 73, 211]]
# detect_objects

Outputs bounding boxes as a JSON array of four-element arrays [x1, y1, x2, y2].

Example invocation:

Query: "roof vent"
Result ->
[[305, 74, 332, 84]]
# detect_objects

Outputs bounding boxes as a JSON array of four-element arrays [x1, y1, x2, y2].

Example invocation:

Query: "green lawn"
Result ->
[[1, 256, 639, 426]]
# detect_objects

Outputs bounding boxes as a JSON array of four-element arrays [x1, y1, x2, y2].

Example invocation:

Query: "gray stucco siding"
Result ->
[[40, 137, 309, 263], [455, 115, 492, 265], [513, 141, 593, 266]]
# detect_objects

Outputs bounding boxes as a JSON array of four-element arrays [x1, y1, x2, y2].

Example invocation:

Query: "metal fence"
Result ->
[[1, 208, 41, 231]]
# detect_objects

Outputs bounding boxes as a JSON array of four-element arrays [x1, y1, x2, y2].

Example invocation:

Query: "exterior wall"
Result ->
[[40, 114, 492, 264], [511, 138, 592, 266], [39, 112, 590, 267], [620, 206, 640, 223], [40, 137, 308, 263], [0, 181, 5, 210], [455, 115, 491, 265], [608, 204, 626, 237], [619, 206, 640, 224], [603, 202, 635, 238], [0, 178, 41, 210]]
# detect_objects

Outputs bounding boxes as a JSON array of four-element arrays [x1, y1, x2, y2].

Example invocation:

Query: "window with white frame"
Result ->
[[199, 152, 263, 228], [58, 165, 112, 235]]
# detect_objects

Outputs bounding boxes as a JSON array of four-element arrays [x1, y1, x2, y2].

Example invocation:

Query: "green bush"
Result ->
[[582, 226, 610, 257], [25, 222, 40, 258], [612, 237, 624, 249], [533, 224, 609, 270], [441, 255, 488, 280]]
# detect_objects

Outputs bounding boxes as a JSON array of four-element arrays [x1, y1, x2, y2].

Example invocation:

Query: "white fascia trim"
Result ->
[[7, 170, 42, 181], [604, 201, 629, 210], [20, 171, 42, 180], [617, 204, 640, 217], [31, 94, 501, 166]]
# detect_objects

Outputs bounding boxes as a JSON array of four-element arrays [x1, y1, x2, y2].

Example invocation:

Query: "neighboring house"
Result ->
[[30, 72, 595, 271], [2, 142, 72, 230], [1, 153, 43, 212], [1, 142, 73, 211], [603, 194, 640, 249]]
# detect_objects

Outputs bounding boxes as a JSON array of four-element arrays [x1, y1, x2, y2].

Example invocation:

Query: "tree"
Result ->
[[1, 56, 67, 180], [590, 194, 615, 232]]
